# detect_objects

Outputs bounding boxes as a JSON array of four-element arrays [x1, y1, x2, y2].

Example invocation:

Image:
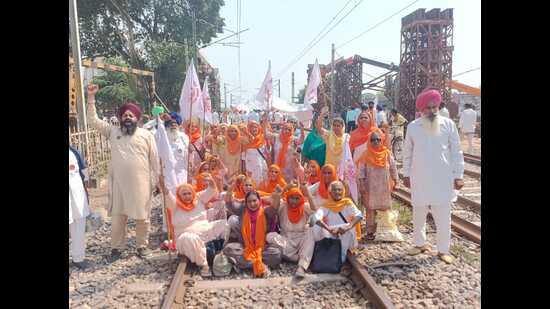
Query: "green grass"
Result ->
[[392, 201, 412, 226]]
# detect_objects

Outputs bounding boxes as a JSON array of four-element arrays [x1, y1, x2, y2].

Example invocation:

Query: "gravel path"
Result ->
[[69, 183, 179, 309], [355, 202, 481, 308]]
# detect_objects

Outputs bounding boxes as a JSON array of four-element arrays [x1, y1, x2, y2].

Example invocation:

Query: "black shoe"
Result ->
[[72, 260, 92, 270], [137, 247, 153, 258], [107, 249, 122, 263]]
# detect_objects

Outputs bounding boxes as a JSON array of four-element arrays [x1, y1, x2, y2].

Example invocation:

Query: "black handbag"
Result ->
[[310, 212, 349, 274], [310, 237, 343, 273], [206, 239, 225, 267]]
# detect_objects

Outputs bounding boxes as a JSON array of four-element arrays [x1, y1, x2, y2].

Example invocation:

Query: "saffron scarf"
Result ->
[[276, 123, 294, 169], [307, 160, 321, 185], [324, 191, 362, 240], [245, 121, 265, 150], [194, 172, 210, 192], [357, 137, 391, 168], [285, 187, 305, 224], [259, 165, 287, 193], [349, 112, 385, 151], [318, 164, 337, 199], [185, 124, 201, 144], [242, 206, 267, 276], [225, 125, 242, 155], [325, 131, 345, 167], [175, 184, 196, 212]]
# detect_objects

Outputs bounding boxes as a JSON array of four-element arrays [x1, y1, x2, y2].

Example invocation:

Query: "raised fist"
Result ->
[[87, 84, 99, 96]]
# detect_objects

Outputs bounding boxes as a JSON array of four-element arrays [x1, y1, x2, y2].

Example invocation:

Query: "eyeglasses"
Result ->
[[371, 138, 381, 142]]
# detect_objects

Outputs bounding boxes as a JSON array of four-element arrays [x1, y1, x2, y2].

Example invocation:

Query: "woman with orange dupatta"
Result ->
[[307, 164, 337, 209], [223, 174, 271, 218], [354, 132, 398, 241], [305, 160, 321, 186], [258, 165, 288, 194], [242, 121, 270, 185], [212, 125, 250, 179], [267, 182, 318, 278], [159, 173, 228, 277], [262, 119, 305, 183], [223, 191, 282, 277]]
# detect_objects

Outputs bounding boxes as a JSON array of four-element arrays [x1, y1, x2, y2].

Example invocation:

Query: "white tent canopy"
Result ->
[[271, 96, 314, 123]]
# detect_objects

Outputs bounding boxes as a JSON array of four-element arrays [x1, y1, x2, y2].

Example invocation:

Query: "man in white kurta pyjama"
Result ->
[[402, 89, 464, 264], [69, 146, 90, 269]]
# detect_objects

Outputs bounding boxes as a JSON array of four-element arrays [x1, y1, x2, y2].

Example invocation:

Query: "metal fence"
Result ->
[[69, 129, 111, 179]]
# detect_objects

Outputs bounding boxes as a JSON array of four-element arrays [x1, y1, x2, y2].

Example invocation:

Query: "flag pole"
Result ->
[[187, 60, 194, 184]]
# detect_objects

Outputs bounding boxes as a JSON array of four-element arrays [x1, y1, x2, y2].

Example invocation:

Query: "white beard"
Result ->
[[420, 115, 440, 136], [167, 130, 179, 143]]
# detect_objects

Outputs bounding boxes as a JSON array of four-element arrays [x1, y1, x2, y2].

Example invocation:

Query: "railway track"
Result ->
[[392, 188, 481, 244], [463, 153, 481, 166], [161, 253, 396, 309]]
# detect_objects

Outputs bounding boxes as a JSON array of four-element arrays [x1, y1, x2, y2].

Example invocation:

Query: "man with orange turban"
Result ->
[[402, 88, 465, 264]]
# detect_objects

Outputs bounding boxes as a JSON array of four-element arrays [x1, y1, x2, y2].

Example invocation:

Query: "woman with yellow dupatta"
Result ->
[[354, 132, 399, 241]]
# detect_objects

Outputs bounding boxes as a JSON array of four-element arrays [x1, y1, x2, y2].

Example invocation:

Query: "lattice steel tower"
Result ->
[[397, 8, 454, 121]]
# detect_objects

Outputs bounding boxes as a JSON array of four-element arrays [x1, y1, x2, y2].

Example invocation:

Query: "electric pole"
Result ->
[[330, 43, 335, 122]]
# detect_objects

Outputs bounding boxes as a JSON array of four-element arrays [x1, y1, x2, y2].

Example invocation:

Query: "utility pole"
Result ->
[[69, 0, 90, 158], [291, 72, 295, 103], [330, 43, 335, 123], [230, 93, 234, 107], [224, 83, 228, 110]]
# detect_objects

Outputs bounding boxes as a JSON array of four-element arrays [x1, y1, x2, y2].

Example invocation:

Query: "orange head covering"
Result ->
[[175, 184, 196, 212], [276, 123, 295, 169], [234, 175, 254, 199], [319, 164, 337, 199], [245, 121, 265, 150], [259, 165, 287, 193], [225, 125, 242, 155], [285, 187, 305, 224], [357, 133, 391, 168], [350, 112, 385, 151], [194, 172, 210, 192], [307, 160, 321, 185], [185, 122, 201, 144]]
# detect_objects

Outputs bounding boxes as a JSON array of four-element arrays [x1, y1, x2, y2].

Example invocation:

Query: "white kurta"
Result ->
[[313, 203, 363, 262], [244, 146, 268, 185], [402, 116, 464, 206], [166, 187, 228, 266], [87, 103, 160, 220], [459, 109, 477, 133], [69, 150, 89, 224]]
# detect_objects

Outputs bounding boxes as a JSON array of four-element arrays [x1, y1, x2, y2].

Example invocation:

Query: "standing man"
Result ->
[[86, 84, 160, 261], [69, 145, 91, 269], [376, 105, 387, 127], [346, 103, 360, 133], [459, 103, 477, 154], [402, 89, 464, 264]]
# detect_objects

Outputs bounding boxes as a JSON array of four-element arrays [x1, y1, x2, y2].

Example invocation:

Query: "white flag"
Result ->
[[201, 79, 213, 124], [338, 138, 358, 202], [304, 59, 321, 108], [154, 117, 179, 195], [255, 62, 273, 110], [179, 62, 203, 123], [373, 95, 379, 127]]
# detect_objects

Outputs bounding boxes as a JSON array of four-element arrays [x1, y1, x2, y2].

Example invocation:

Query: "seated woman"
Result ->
[[223, 191, 282, 277], [258, 165, 288, 194], [307, 164, 337, 207], [194, 172, 227, 222], [159, 173, 229, 277], [267, 182, 318, 278]]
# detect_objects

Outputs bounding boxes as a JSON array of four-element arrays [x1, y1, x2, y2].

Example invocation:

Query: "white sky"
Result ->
[[201, 0, 481, 104]]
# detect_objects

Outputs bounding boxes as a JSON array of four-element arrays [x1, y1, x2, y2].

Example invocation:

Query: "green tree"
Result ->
[[77, 0, 225, 109], [92, 57, 140, 113]]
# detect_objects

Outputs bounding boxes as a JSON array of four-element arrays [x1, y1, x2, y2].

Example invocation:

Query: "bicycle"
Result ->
[[390, 124, 405, 162]]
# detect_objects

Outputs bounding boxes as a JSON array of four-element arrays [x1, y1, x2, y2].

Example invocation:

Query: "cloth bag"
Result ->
[[212, 252, 232, 277], [206, 239, 225, 267], [374, 209, 404, 242]]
